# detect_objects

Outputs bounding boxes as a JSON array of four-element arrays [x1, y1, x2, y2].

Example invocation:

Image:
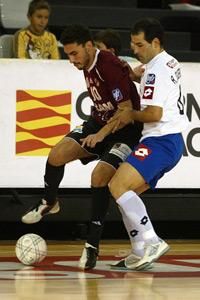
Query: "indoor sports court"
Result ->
[[0, 188, 200, 299], [0, 240, 200, 299], [0, 0, 200, 299]]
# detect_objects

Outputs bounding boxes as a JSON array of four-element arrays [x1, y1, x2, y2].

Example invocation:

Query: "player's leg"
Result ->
[[21, 118, 101, 224], [108, 135, 182, 270], [79, 123, 142, 269], [43, 135, 94, 204], [79, 161, 116, 269], [109, 162, 169, 270], [110, 163, 161, 260], [79, 140, 136, 270], [21, 136, 93, 224]]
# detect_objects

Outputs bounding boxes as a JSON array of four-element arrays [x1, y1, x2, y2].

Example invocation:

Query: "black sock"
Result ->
[[44, 160, 65, 205], [87, 186, 110, 248]]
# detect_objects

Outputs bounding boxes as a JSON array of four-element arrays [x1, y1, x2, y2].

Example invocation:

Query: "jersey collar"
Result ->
[[87, 49, 100, 72], [147, 50, 166, 68]]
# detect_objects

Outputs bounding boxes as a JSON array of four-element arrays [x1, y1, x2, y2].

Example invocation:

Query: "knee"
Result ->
[[48, 147, 64, 166], [108, 176, 118, 199], [91, 169, 106, 187], [91, 164, 114, 187], [108, 175, 125, 200]]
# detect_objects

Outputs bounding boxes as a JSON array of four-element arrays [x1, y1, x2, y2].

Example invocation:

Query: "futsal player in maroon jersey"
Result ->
[[21, 24, 142, 270]]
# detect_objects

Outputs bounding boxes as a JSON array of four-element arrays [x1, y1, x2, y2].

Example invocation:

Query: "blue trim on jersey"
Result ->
[[125, 133, 184, 189]]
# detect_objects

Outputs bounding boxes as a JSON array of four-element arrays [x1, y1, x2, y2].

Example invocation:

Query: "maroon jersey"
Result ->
[[83, 50, 140, 125]]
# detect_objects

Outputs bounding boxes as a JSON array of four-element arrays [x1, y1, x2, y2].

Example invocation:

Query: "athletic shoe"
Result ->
[[21, 199, 60, 224], [110, 253, 153, 271], [134, 239, 170, 271], [79, 243, 99, 269]]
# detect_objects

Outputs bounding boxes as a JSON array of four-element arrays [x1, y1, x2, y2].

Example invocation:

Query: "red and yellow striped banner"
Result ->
[[16, 90, 71, 156]]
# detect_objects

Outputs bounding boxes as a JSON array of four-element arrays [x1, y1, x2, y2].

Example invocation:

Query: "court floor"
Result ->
[[0, 239, 200, 300]]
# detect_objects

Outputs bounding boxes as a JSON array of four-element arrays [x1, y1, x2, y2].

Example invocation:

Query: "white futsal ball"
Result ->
[[15, 233, 47, 265]]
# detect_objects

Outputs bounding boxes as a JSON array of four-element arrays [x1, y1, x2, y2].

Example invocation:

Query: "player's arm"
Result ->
[[97, 99, 133, 134], [81, 99, 132, 148], [109, 105, 163, 133], [131, 64, 145, 83], [120, 60, 144, 83]]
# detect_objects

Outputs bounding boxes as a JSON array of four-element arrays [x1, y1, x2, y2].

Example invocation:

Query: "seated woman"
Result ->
[[13, 0, 60, 59]]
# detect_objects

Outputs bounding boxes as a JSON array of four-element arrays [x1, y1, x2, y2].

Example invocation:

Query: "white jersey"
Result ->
[[140, 51, 189, 140]]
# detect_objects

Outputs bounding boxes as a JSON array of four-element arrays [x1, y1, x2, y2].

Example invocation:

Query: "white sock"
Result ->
[[118, 206, 145, 257], [117, 190, 159, 256]]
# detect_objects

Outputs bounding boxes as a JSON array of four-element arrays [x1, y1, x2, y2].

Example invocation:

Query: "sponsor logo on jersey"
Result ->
[[171, 75, 178, 84], [146, 73, 156, 85], [132, 144, 152, 161], [175, 68, 181, 80], [112, 88, 123, 101], [166, 59, 178, 68], [171, 68, 181, 84], [142, 86, 154, 99]]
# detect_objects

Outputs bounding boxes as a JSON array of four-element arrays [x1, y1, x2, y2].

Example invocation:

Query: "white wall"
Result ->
[[0, 0, 29, 28], [0, 59, 199, 188]]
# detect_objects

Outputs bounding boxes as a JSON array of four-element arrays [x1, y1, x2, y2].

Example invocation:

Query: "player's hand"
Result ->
[[120, 59, 144, 82], [132, 64, 145, 82], [80, 133, 104, 148], [108, 107, 134, 133]]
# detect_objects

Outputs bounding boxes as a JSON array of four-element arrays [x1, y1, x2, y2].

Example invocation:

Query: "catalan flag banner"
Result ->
[[16, 90, 71, 156]]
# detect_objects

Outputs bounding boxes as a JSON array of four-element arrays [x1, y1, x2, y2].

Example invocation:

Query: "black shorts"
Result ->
[[66, 117, 142, 169]]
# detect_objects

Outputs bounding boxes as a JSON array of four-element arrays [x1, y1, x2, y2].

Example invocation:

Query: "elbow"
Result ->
[[153, 115, 162, 122], [153, 107, 163, 122], [151, 111, 163, 122]]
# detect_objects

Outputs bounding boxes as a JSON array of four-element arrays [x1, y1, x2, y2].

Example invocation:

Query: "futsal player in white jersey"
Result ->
[[108, 18, 189, 270]]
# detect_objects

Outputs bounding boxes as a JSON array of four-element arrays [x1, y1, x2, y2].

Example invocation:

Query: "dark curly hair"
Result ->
[[27, 0, 51, 17], [131, 18, 164, 47], [60, 24, 93, 46]]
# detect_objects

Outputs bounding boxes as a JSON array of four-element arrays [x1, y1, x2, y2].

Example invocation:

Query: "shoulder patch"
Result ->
[[112, 88, 123, 101], [146, 73, 156, 85], [166, 59, 178, 69]]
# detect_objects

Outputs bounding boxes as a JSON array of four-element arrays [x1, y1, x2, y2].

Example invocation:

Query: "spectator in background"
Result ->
[[94, 28, 142, 81], [94, 29, 122, 56], [13, 0, 60, 59]]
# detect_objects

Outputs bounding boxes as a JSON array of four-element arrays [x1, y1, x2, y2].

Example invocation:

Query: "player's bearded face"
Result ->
[[131, 33, 156, 64], [76, 47, 90, 70], [64, 43, 91, 70]]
